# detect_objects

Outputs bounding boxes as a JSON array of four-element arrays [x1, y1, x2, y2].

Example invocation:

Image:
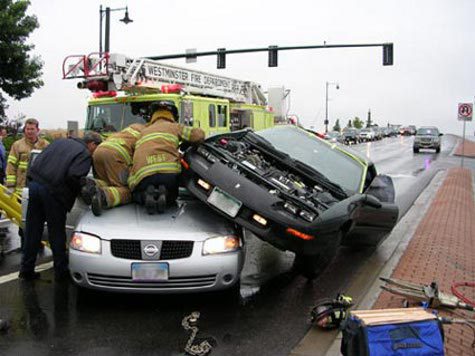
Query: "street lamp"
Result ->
[[99, 5, 133, 54], [324, 81, 340, 133]]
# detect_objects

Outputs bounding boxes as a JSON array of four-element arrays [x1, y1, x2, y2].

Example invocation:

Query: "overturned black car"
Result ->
[[182, 125, 399, 276]]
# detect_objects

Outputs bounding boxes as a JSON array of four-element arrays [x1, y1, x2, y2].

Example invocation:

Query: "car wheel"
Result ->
[[413, 147, 419, 153], [436, 147, 440, 153], [293, 232, 342, 279]]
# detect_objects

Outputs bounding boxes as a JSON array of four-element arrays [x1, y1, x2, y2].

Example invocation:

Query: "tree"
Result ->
[[332, 119, 341, 132], [347, 119, 352, 128], [352, 116, 364, 129], [0, 0, 43, 120]]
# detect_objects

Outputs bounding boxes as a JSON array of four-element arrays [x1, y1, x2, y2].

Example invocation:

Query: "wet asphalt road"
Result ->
[[0, 134, 470, 355]]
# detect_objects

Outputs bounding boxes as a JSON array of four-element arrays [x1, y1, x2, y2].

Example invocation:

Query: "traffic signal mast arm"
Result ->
[[148, 42, 394, 67], [62, 52, 268, 105]]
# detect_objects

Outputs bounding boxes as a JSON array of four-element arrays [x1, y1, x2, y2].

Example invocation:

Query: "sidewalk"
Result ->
[[453, 138, 475, 158], [373, 166, 475, 355], [293, 139, 475, 355]]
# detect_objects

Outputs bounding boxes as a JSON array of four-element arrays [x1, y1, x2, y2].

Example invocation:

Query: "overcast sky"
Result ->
[[5, 0, 475, 136]]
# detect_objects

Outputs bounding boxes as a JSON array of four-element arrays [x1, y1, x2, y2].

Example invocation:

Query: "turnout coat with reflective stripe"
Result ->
[[93, 123, 145, 208], [128, 116, 204, 190], [98, 123, 145, 166], [6, 137, 49, 195]]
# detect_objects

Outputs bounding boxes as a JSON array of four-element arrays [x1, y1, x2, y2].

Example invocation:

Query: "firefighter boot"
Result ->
[[80, 177, 97, 205], [144, 185, 157, 215], [156, 185, 167, 214], [91, 188, 107, 216]]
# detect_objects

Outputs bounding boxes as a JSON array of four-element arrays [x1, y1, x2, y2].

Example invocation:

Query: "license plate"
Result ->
[[131, 262, 168, 281], [207, 187, 242, 218]]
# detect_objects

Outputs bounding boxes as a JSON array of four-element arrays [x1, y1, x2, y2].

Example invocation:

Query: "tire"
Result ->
[[413, 147, 419, 153], [435, 146, 440, 153], [293, 232, 342, 279]]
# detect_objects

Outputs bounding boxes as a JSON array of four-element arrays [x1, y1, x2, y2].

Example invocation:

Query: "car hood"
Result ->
[[75, 199, 236, 242]]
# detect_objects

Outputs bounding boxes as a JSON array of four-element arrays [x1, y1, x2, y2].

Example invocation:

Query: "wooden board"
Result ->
[[351, 308, 437, 326]]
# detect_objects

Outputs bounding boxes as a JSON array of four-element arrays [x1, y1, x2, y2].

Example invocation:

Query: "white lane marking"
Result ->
[[0, 261, 54, 285]]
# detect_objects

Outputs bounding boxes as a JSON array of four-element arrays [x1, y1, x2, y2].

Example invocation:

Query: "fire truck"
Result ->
[[62, 52, 275, 136]]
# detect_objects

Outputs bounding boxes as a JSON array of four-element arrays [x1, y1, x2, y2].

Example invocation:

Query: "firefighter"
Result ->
[[128, 101, 205, 214], [83, 123, 145, 216], [6, 118, 49, 250], [19, 132, 102, 281], [6, 118, 49, 196]]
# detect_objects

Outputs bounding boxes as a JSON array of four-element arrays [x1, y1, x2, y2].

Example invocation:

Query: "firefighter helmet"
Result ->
[[310, 293, 353, 330], [149, 101, 179, 121]]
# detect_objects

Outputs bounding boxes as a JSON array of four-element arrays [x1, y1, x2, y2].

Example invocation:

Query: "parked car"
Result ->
[[387, 127, 399, 137], [324, 131, 341, 143], [69, 189, 244, 293], [371, 126, 384, 140], [413, 126, 442, 153], [182, 126, 399, 278], [358, 128, 376, 142], [400, 126, 416, 136], [341, 128, 359, 144]]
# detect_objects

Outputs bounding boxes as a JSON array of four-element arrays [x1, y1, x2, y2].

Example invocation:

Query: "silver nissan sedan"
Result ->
[[69, 189, 244, 294]]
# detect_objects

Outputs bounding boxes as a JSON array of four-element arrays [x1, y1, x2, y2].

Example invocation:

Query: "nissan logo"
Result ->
[[143, 244, 159, 257]]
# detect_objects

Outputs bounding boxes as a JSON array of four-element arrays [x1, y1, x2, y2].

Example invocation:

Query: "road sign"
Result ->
[[458, 103, 473, 121]]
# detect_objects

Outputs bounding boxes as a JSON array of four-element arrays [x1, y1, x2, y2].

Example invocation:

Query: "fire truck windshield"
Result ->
[[86, 103, 147, 133]]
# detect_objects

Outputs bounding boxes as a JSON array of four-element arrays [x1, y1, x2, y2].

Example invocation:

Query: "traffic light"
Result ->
[[217, 48, 226, 69], [383, 43, 393, 66], [268, 45, 278, 67]]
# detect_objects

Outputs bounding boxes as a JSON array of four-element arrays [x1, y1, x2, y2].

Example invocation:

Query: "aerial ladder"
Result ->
[[62, 52, 268, 106]]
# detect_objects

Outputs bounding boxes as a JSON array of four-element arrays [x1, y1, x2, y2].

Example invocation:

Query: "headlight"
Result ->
[[70, 232, 102, 254], [202, 235, 241, 255]]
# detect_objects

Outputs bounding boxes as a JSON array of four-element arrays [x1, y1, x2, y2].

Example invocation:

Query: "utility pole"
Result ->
[[325, 82, 339, 133]]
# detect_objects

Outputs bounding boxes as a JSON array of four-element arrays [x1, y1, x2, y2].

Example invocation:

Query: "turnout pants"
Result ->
[[93, 146, 132, 208], [20, 181, 68, 275]]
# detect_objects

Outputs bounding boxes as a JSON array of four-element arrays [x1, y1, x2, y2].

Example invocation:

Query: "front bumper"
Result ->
[[414, 137, 440, 150], [69, 239, 243, 294]]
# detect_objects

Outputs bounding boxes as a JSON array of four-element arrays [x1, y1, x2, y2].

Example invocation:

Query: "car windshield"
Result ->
[[257, 126, 365, 192], [417, 128, 438, 136]]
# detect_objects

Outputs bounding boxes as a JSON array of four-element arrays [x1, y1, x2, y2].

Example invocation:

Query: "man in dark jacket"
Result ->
[[19, 132, 102, 281]]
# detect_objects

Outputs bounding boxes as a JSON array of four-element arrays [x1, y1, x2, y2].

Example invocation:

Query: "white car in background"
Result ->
[[358, 128, 376, 142]]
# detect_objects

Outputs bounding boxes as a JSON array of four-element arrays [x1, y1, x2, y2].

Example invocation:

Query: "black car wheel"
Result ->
[[413, 147, 419, 153], [293, 232, 342, 279], [436, 147, 440, 153]]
